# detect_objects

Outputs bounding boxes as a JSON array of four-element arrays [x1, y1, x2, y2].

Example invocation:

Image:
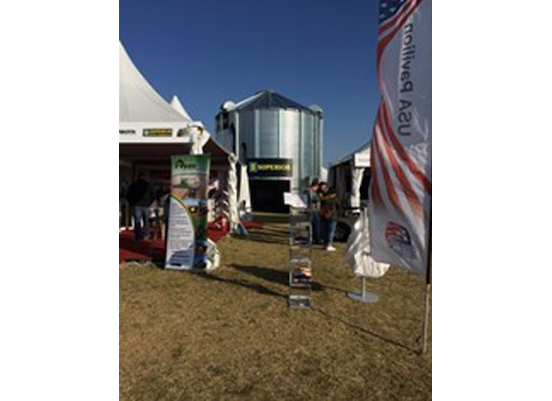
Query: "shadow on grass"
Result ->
[[318, 284, 349, 294], [239, 233, 288, 245], [230, 264, 324, 292], [233, 227, 290, 245], [147, 260, 166, 269], [196, 271, 287, 299], [311, 306, 420, 355]]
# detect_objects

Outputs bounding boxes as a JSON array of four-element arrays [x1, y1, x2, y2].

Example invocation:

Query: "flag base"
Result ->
[[347, 277, 379, 303], [347, 291, 379, 303]]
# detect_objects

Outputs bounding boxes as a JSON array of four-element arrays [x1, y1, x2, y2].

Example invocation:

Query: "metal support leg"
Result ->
[[347, 277, 379, 303]]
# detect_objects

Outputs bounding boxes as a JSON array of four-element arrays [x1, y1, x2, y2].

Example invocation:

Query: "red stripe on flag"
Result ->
[[376, 0, 424, 80], [378, 0, 416, 35], [381, 102, 432, 195], [377, 108, 424, 219], [373, 126, 404, 215], [370, 131, 385, 209]]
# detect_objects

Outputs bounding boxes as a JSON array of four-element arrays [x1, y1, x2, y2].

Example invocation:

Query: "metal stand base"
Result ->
[[347, 277, 379, 303], [347, 291, 379, 303], [289, 296, 311, 309]]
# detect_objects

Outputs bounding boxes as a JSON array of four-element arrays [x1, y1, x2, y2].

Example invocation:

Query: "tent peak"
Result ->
[[119, 42, 191, 124], [170, 95, 194, 121]]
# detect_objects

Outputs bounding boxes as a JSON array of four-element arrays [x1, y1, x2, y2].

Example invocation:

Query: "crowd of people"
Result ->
[[307, 179, 338, 251], [120, 173, 232, 243], [120, 174, 339, 250]]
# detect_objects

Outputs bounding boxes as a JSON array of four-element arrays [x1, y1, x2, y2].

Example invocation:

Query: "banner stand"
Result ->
[[165, 155, 211, 271], [421, 210, 432, 354], [347, 276, 379, 303]]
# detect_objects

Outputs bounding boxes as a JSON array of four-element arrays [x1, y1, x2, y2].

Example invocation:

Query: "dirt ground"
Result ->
[[120, 217, 431, 400]]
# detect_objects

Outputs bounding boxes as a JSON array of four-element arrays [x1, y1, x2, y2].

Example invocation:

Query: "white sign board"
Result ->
[[354, 153, 371, 168], [284, 192, 308, 209]]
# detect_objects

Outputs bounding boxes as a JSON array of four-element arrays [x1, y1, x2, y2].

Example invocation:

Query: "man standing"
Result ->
[[308, 179, 322, 244], [126, 173, 154, 241], [319, 182, 338, 251]]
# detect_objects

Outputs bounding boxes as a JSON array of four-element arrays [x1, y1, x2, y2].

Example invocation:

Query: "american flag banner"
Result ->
[[368, 0, 432, 275]]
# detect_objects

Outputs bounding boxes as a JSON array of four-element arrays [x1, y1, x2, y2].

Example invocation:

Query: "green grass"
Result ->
[[120, 221, 431, 400]]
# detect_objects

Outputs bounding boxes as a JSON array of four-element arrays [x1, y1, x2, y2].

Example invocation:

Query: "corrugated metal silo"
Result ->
[[215, 90, 323, 212]]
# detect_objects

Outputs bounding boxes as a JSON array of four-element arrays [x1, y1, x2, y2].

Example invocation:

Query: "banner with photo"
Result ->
[[165, 155, 211, 271]]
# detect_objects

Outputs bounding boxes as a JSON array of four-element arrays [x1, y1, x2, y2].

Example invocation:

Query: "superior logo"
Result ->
[[254, 164, 291, 172], [248, 159, 292, 177]]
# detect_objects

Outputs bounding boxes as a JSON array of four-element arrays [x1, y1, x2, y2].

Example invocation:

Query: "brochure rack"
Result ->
[[288, 215, 312, 309]]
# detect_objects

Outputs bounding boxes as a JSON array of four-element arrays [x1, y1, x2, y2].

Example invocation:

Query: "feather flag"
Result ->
[[368, 0, 432, 274]]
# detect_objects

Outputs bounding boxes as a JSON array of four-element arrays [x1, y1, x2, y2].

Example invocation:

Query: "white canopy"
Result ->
[[238, 164, 252, 214], [119, 42, 195, 143], [119, 41, 239, 193], [330, 141, 371, 210], [169, 95, 211, 155], [320, 166, 328, 182], [335, 141, 371, 168], [346, 208, 390, 278]]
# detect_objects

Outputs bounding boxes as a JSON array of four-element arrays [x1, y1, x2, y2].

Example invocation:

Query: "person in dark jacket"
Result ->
[[318, 182, 338, 251], [308, 179, 322, 244], [126, 173, 155, 241]]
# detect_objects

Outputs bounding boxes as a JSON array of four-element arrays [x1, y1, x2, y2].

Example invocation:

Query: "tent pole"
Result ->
[[422, 208, 432, 354]]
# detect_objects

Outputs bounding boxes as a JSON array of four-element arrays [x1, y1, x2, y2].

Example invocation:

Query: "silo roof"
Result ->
[[236, 90, 314, 113]]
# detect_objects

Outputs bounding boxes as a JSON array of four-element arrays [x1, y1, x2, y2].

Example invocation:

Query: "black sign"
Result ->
[[248, 158, 292, 178]]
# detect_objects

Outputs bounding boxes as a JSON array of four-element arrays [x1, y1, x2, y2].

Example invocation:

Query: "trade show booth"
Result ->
[[119, 41, 250, 243], [328, 142, 371, 215], [120, 41, 246, 191]]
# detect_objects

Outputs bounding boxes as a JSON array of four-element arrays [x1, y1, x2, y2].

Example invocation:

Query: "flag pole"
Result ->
[[422, 208, 432, 354]]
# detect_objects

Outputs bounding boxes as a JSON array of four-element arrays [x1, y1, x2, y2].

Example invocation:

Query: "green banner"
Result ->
[[165, 155, 211, 271]]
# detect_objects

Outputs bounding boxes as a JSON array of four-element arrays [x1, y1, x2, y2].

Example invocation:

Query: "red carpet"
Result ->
[[119, 221, 263, 264]]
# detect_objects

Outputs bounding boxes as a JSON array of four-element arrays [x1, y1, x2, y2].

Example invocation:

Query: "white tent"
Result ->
[[335, 142, 371, 167], [119, 41, 245, 234], [170, 95, 193, 121], [119, 42, 199, 144], [228, 153, 240, 233], [170, 95, 210, 155], [329, 142, 371, 212], [238, 164, 252, 215], [346, 208, 390, 278], [119, 41, 233, 162]]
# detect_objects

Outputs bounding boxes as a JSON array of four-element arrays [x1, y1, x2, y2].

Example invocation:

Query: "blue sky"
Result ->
[[120, 0, 381, 165]]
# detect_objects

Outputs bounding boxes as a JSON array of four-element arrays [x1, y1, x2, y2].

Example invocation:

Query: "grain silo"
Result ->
[[215, 90, 323, 212]]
